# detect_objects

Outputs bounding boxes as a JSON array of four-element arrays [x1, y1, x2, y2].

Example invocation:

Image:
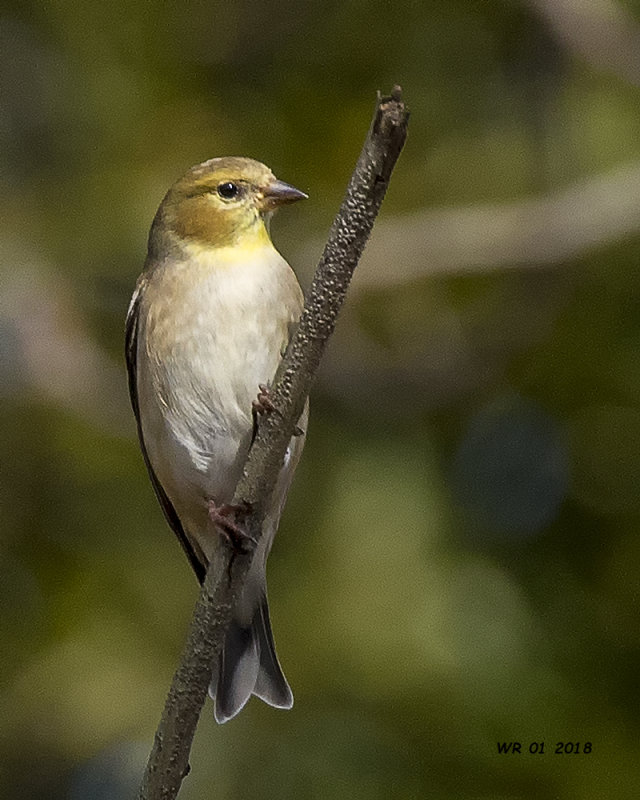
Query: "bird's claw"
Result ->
[[208, 500, 256, 554], [252, 383, 276, 416], [251, 383, 280, 446], [251, 383, 305, 442]]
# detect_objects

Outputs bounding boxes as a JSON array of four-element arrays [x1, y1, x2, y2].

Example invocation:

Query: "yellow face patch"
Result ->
[[169, 192, 270, 249]]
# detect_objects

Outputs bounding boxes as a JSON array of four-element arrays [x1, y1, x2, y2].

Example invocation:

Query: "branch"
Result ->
[[137, 87, 409, 800]]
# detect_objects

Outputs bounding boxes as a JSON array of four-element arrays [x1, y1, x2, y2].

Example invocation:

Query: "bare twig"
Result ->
[[137, 87, 409, 800]]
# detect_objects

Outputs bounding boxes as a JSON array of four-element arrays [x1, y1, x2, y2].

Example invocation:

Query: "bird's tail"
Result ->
[[211, 594, 293, 724]]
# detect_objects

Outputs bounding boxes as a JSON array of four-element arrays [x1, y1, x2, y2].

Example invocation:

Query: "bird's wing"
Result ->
[[125, 280, 207, 583]]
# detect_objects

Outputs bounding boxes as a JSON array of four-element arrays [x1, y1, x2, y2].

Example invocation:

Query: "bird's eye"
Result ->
[[217, 181, 240, 200]]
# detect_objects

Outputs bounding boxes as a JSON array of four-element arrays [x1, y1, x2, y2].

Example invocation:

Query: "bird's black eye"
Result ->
[[217, 181, 240, 200]]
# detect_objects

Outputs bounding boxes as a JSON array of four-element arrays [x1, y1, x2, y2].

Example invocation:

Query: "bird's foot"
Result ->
[[208, 500, 256, 554], [251, 382, 305, 444], [251, 383, 279, 445], [252, 383, 276, 417]]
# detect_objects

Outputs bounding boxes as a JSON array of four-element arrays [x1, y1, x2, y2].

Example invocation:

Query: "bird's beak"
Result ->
[[261, 179, 308, 209]]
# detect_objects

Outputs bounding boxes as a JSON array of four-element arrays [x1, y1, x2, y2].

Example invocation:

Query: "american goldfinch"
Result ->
[[125, 157, 308, 723]]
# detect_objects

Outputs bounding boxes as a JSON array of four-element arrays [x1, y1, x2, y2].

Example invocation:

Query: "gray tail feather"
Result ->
[[212, 596, 293, 724]]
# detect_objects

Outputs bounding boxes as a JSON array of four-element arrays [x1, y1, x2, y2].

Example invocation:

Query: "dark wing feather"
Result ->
[[125, 282, 206, 584]]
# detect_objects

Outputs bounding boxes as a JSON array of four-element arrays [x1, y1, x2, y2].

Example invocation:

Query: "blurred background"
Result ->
[[2, 0, 640, 797]]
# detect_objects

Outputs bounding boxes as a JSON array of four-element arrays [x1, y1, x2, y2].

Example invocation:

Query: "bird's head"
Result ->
[[149, 157, 307, 257]]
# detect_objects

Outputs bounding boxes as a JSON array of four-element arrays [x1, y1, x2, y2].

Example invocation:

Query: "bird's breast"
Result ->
[[137, 245, 303, 505]]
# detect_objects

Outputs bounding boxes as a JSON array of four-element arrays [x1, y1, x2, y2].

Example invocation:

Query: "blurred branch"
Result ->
[[136, 87, 409, 800], [318, 159, 640, 289], [528, 0, 640, 86]]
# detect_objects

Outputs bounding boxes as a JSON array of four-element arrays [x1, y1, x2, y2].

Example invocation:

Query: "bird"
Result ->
[[125, 156, 308, 723]]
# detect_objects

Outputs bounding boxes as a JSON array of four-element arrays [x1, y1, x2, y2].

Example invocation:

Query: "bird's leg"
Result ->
[[208, 500, 256, 553]]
